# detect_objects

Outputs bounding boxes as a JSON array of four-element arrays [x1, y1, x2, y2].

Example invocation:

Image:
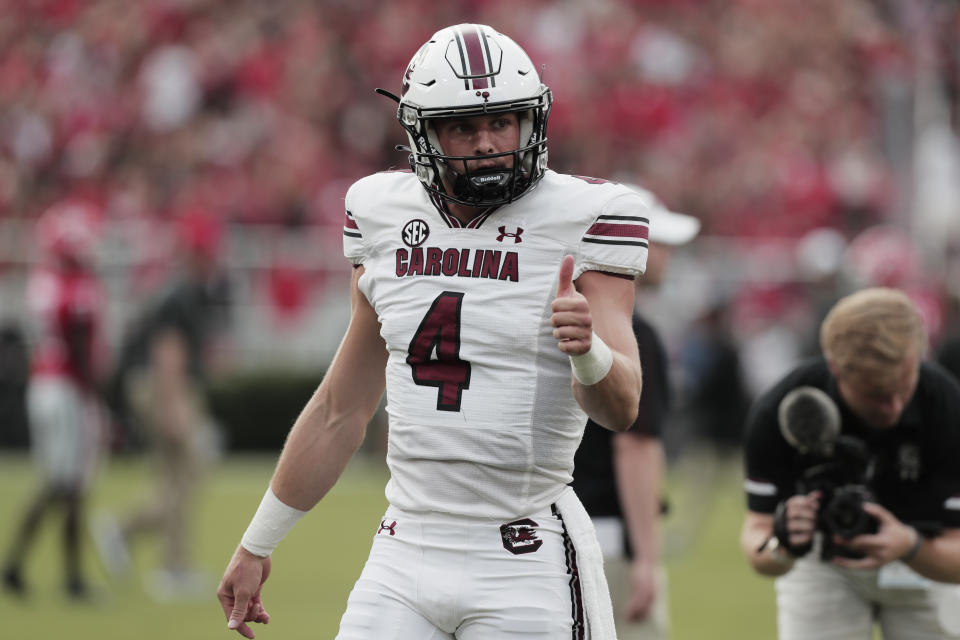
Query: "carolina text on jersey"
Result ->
[[395, 247, 519, 282]]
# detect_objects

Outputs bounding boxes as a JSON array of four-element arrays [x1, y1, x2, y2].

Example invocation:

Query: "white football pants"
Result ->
[[336, 503, 589, 639]]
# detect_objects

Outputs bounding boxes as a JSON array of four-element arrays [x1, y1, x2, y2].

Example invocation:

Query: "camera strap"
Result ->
[[773, 500, 814, 557]]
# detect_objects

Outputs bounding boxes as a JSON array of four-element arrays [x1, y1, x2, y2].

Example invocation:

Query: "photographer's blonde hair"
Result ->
[[820, 287, 927, 389]]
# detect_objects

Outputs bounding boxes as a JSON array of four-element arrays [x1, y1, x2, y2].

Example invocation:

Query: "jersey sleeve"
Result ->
[[574, 190, 649, 280], [342, 182, 367, 265], [743, 388, 798, 514]]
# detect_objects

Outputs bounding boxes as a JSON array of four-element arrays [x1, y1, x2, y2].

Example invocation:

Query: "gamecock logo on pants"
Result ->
[[500, 518, 542, 555]]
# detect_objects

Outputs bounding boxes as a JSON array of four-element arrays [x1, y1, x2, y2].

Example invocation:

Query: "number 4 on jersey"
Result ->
[[407, 292, 472, 411]]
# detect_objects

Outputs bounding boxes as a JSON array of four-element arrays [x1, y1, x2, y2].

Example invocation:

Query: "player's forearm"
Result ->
[[568, 269, 641, 430], [238, 266, 385, 559], [614, 435, 662, 565], [906, 529, 960, 583], [269, 265, 385, 511], [235, 393, 365, 560], [270, 388, 370, 510], [573, 350, 642, 431]]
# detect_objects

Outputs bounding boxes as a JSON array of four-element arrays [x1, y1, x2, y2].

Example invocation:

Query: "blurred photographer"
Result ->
[[740, 287, 960, 639]]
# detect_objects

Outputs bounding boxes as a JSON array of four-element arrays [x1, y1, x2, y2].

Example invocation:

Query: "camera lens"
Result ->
[[821, 485, 878, 539]]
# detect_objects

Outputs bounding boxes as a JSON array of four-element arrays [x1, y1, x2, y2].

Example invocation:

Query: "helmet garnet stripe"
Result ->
[[454, 25, 496, 90]]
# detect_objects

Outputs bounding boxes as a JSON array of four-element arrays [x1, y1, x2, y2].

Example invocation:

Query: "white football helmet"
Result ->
[[384, 24, 553, 207]]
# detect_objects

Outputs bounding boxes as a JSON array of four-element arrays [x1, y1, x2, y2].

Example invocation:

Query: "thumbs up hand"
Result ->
[[551, 255, 593, 356]]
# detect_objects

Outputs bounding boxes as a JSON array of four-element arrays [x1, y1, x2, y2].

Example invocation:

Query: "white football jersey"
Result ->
[[343, 169, 650, 519]]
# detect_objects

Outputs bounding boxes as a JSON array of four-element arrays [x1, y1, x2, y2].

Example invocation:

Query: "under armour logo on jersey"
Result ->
[[402, 219, 430, 247], [378, 520, 398, 536], [497, 226, 523, 243], [500, 518, 543, 555]]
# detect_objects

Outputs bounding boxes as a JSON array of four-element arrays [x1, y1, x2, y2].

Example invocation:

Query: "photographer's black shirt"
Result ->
[[743, 357, 960, 530], [572, 312, 670, 518]]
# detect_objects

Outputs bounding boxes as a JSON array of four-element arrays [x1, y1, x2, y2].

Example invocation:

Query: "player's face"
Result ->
[[835, 351, 920, 428], [434, 113, 520, 174]]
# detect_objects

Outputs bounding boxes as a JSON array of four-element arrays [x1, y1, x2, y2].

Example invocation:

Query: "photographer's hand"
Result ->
[[742, 491, 822, 577], [776, 491, 821, 555], [831, 502, 918, 569]]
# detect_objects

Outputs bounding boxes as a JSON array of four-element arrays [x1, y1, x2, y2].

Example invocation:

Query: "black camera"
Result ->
[[779, 387, 879, 560], [798, 451, 879, 559], [820, 484, 878, 540]]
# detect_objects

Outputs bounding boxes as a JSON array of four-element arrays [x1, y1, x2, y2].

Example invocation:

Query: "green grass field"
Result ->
[[0, 450, 776, 639]]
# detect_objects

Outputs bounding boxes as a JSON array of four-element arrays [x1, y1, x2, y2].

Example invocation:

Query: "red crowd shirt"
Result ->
[[26, 266, 106, 388]]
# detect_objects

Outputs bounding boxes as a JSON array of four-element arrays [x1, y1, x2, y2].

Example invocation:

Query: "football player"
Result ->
[[2, 201, 108, 600], [574, 187, 701, 640], [218, 23, 653, 639]]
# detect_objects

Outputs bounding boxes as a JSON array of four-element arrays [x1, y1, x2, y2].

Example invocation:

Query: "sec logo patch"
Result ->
[[402, 219, 430, 248]]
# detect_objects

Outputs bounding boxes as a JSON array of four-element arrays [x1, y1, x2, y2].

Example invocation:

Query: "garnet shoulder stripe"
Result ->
[[586, 222, 648, 239], [343, 210, 361, 238], [584, 211, 650, 249], [597, 214, 650, 223], [582, 238, 649, 247]]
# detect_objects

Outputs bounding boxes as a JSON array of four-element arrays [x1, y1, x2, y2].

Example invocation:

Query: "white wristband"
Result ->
[[240, 487, 308, 558], [569, 332, 614, 385]]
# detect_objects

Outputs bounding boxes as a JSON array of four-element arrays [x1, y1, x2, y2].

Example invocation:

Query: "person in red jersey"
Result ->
[[2, 201, 109, 601]]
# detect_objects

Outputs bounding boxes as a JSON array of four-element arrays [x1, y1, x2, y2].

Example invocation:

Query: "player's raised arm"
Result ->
[[551, 255, 642, 431], [217, 265, 387, 637]]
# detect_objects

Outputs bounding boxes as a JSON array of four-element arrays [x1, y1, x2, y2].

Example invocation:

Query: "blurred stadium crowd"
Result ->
[[2, 0, 957, 228], [1, 0, 959, 432]]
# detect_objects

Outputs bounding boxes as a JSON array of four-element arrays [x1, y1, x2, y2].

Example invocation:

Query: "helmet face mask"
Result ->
[[395, 24, 552, 207]]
